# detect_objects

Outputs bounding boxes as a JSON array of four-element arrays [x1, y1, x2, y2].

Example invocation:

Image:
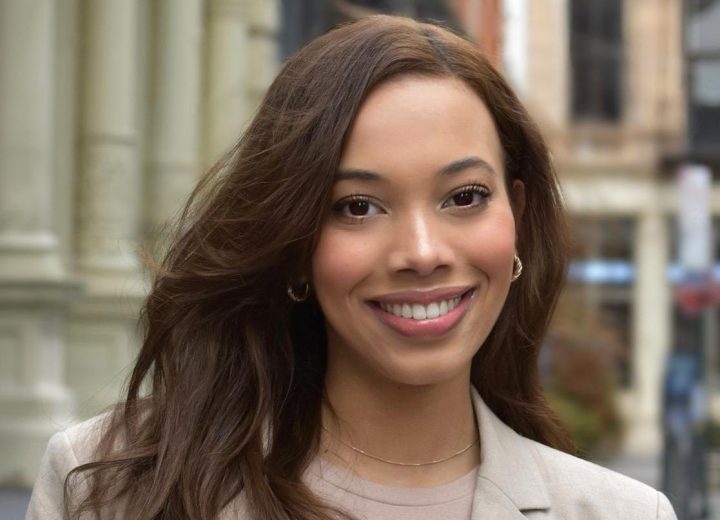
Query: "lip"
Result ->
[[370, 285, 474, 305], [367, 288, 475, 338]]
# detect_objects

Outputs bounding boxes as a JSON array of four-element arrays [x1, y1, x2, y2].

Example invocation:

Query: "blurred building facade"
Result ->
[[1, 0, 718, 489], [523, 0, 719, 457], [521, 0, 686, 456], [0, 0, 277, 485]]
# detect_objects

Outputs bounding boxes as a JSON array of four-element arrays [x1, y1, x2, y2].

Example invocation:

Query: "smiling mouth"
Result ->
[[367, 289, 476, 338], [373, 292, 466, 320]]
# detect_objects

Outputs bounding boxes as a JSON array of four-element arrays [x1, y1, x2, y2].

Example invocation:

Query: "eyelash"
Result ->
[[443, 184, 492, 209], [331, 184, 491, 223], [331, 195, 382, 223]]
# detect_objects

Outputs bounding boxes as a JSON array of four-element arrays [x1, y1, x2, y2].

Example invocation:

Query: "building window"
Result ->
[[686, 0, 720, 151], [569, 0, 623, 122]]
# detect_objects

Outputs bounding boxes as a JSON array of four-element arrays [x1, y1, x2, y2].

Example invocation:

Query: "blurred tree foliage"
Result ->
[[543, 291, 625, 459]]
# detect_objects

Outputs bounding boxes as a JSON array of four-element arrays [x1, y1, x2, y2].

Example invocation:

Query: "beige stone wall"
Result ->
[[0, 0, 278, 486]]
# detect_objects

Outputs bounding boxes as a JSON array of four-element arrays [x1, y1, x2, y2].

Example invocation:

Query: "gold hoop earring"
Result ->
[[287, 282, 309, 302], [511, 255, 523, 282]]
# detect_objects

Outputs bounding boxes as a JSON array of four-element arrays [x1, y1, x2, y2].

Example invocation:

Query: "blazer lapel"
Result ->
[[470, 387, 551, 519]]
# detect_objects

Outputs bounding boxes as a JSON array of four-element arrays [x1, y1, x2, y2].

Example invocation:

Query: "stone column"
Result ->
[[68, 0, 144, 419], [502, 0, 528, 97], [76, 0, 143, 289], [245, 0, 279, 113], [627, 206, 671, 454], [0, 0, 63, 280], [525, 0, 569, 132], [0, 0, 76, 485], [202, 0, 254, 167], [146, 0, 203, 236]]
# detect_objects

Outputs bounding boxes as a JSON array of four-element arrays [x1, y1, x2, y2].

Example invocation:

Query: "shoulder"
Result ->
[[26, 414, 110, 520], [46, 413, 111, 469], [60, 413, 110, 457], [528, 439, 676, 519], [471, 388, 676, 519]]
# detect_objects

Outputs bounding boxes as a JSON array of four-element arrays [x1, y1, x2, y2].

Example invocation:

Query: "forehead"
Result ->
[[340, 75, 503, 176]]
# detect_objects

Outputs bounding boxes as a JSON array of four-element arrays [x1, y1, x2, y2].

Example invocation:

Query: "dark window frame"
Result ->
[[684, 0, 720, 152]]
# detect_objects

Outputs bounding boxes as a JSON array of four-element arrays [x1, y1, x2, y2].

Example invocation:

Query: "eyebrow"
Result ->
[[439, 156, 496, 176], [335, 156, 496, 182]]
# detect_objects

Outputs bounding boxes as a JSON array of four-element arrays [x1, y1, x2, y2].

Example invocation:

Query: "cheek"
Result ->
[[311, 228, 377, 306], [461, 212, 517, 275]]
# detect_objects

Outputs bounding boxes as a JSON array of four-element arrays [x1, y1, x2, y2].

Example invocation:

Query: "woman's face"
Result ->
[[311, 75, 523, 387]]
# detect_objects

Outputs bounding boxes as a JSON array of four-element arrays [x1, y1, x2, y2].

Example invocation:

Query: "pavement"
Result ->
[[605, 453, 720, 519], [0, 488, 30, 520], [3, 454, 720, 519]]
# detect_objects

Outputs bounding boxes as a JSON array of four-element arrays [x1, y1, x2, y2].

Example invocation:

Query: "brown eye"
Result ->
[[332, 196, 383, 221], [452, 191, 475, 207], [348, 200, 370, 216], [443, 185, 491, 209]]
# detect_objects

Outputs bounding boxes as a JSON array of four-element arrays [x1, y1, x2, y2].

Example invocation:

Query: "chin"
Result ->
[[374, 350, 475, 388]]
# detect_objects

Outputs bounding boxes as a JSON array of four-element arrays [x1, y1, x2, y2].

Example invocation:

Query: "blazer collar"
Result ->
[[470, 386, 551, 518]]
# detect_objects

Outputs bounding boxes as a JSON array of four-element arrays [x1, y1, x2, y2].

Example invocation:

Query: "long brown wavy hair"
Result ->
[[67, 15, 574, 520]]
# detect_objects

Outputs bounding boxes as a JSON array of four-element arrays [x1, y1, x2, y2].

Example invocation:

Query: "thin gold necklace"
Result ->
[[321, 424, 478, 467]]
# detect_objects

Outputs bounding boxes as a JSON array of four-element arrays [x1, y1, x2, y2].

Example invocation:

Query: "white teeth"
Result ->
[[378, 295, 464, 320], [411, 304, 426, 320], [402, 303, 412, 318]]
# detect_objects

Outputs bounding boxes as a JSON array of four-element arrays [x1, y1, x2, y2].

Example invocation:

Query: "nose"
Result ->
[[387, 209, 455, 277]]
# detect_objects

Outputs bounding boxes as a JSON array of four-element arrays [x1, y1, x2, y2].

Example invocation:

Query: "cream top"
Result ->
[[302, 457, 479, 520]]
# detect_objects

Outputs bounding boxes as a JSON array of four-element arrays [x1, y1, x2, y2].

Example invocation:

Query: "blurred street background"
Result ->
[[1, 0, 719, 518]]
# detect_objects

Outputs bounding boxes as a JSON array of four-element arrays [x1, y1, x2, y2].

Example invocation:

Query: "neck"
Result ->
[[321, 358, 480, 487]]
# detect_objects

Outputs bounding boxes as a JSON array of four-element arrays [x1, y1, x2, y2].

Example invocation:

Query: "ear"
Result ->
[[510, 179, 526, 229]]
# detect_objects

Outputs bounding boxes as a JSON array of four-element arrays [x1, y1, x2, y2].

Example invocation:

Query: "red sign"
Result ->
[[675, 281, 720, 314]]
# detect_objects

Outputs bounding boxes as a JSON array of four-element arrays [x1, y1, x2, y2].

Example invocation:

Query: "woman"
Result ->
[[27, 15, 676, 520]]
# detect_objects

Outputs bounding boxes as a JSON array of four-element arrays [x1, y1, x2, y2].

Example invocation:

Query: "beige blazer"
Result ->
[[26, 387, 677, 519]]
